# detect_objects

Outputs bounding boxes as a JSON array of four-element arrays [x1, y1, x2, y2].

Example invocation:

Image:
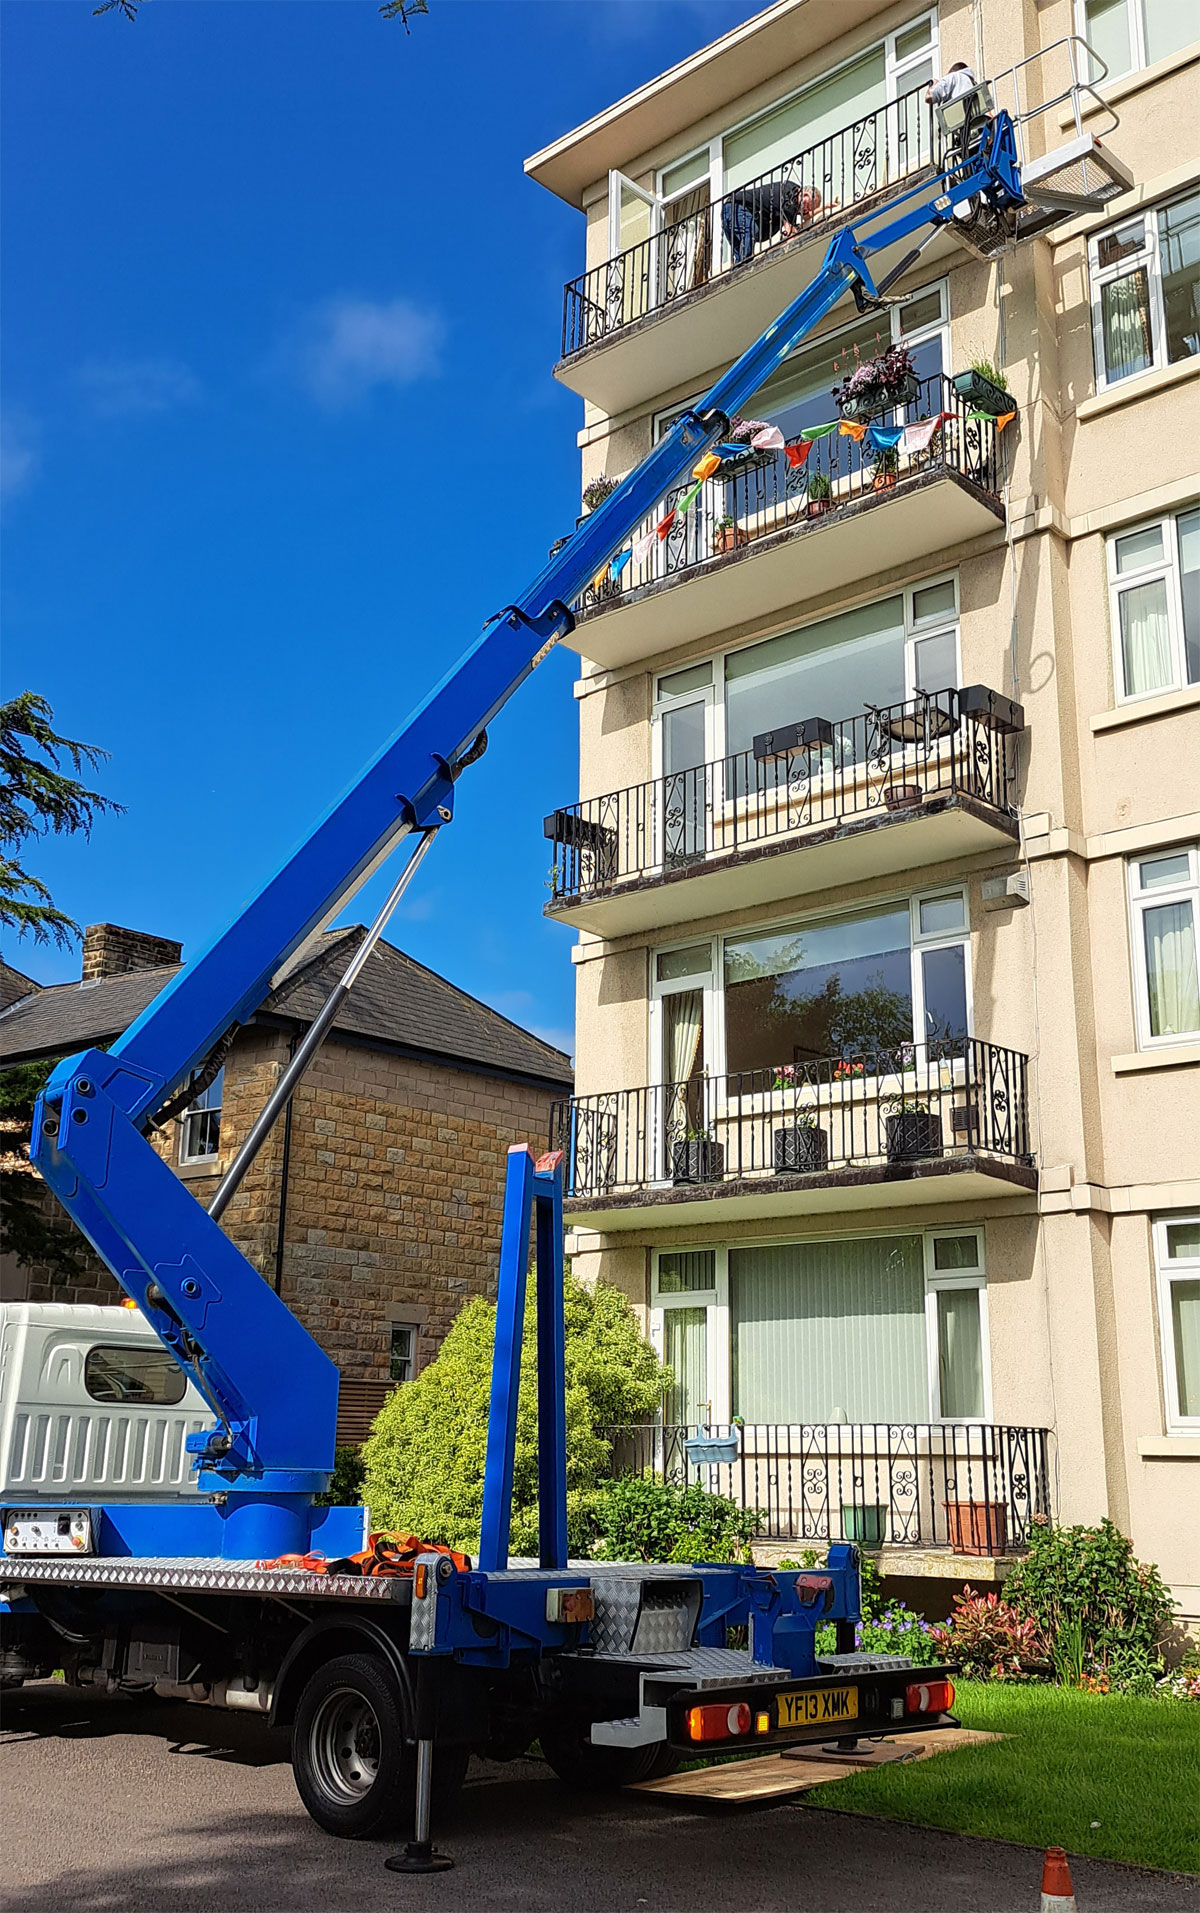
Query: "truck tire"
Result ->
[[540, 1720, 679, 1792], [291, 1652, 469, 1839]]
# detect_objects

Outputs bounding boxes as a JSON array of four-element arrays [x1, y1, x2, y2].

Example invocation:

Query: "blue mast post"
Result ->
[[534, 1152, 567, 1572], [477, 1146, 538, 1573]]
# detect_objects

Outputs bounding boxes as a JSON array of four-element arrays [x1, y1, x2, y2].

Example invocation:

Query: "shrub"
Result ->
[[314, 1443, 365, 1508], [590, 1474, 761, 1564], [1005, 1518, 1176, 1677], [361, 1276, 666, 1556], [934, 1587, 1048, 1682]]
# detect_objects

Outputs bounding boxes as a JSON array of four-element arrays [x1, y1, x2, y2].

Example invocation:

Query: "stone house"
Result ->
[[0, 922, 573, 1442]]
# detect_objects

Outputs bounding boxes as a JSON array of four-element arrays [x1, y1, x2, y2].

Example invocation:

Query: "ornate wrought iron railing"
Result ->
[[562, 86, 938, 356], [599, 1420, 1052, 1551], [569, 375, 1001, 623], [551, 1038, 1032, 1200], [545, 686, 1019, 907]]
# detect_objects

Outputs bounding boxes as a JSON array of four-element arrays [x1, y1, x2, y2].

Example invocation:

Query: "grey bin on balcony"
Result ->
[[752, 716, 835, 760], [956, 685, 1025, 735]]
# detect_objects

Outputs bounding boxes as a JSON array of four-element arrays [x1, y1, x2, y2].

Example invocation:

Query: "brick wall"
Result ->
[[81, 923, 183, 981]]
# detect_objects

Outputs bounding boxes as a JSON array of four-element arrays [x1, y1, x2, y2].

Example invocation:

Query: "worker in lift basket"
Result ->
[[721, 178, 823, 267], [926, 62, 988, 159]]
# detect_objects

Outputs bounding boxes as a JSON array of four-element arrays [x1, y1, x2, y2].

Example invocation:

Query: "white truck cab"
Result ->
[[0, 1303, 207, 1503]]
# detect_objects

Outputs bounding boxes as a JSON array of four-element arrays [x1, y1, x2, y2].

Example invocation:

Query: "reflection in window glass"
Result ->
[[658, 1249, 717, 1293], [919, 893, 967, 936], [390, 1326, 416, 1383], [1139, 853, 1192, 888], [1162, 192, 1200, 365], [913, 631, 957, 694], [1179, 510, 1200, 684], [84, 1345, 187, 1406], [1084, 0, 1133, 79], [921, 943, 968, 1042], [658, 660, 712, 699], [725, 905, 912, 1072], [725, 598, 905, 758], [1115, 524, 1164, 572], [933, 1235, 980, 1270], [912, 579, 957, 622], [657, 944, 711, 982]]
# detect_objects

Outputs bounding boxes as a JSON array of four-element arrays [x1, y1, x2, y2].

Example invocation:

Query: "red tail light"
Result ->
[[685, 1701, 752, 1742], [905, 1679, 955, 1715]]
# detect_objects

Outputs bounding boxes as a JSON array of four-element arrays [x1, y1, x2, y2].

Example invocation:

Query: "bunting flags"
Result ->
[[632, 528, 656, 563], [750, 424, 786, 451], [866, 423, 904, 451], [839, 419, 868, 441], [902, 413, 948, 455], [785, 440, 813, 469], [656, 509, 677, 542], [968, 408, 1016, 430], [609, 549, 632, 581], [801, 421, 840, 439], [677, 481, 702, 514], [691, 453, 722, 482]]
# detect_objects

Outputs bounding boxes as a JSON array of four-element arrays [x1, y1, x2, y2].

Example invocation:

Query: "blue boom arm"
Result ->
[[32, 121, 1025, 1548]]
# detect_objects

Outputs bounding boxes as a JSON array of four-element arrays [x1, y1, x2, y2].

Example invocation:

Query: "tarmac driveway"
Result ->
[[2, 1682, 1193, 1913]]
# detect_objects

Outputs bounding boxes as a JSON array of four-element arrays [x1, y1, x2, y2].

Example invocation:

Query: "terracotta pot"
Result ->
[[945, 1500, 1008, 1556], [715, 526, 750, 554], [884, 785, 923, 811], [806, 497, 832, 519]]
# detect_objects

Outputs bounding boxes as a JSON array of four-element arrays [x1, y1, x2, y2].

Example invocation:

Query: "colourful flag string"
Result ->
[[750, 425, 786, 450], [656, 509, 677, 542], [839, 419, 868, 441], [632, 529, 655, 564], [800, 421, 839, 439], [785, 440, 813, 469], [676, 481, 703, 515], [609, 549, 632, 581], [968, 409, 1016, 430], [901, 413, 947, 455], [867, 423, 904, 451], [691, 453, 722, 482]]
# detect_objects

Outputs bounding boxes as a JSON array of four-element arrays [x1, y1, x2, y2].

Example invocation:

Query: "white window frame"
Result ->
[[1074, 0, 1196, 83], [649, 936, 719, 1082], [1154, 1214, 1200, 1433], [389, 1323, 419, 1385], [1088, 193, 1200, 390], [651, 1225, 990, 1428], [179, 1067, 224, 1166], [1127, 842, 1200, 1047], [911, 884, 974, 1046], [1107, 507, 1199, 703]]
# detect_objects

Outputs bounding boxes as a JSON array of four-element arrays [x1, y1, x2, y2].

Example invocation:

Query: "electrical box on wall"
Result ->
[[982, 870, 1031, 910]]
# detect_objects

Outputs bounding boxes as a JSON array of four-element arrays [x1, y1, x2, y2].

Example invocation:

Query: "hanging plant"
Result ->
[[582, 474, 620, 513], [832, 343, 919, 421]]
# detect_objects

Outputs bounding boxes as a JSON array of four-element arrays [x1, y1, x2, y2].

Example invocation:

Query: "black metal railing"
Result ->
[[562, 87, 938, 356], [546, 687, 1018, 906], [599, 1420, 1051, 1551], [551, 1038, 1032, 1200], [570, 375, 1000, 623]]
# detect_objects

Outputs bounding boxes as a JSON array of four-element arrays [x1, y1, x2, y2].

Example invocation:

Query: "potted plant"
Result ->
[[868, 446, 900, 492], [832, 343, 919, 422], [951, 357, 1013, 417], [882, 1096, 943, 1163], [944, 1498, 1009, 1556], [581, 473, 619, 514], [671, 1127, 726, 1185], [883, 779, 923, 811], [713, 513, 749, 554], [842, 1503, 888, 1546], [772, 1109, 830, 1174], [806, 471, 832, 518]]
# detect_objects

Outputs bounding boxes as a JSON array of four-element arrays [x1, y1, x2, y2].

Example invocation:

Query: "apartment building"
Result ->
[[526, 0, 1200, 1612]]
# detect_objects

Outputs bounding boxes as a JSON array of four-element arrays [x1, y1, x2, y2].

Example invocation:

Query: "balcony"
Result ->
[[552, 1038, 1036, 1230], [545, 687, 1021, 937], [602, 1420, 1052, 1566], [564, 378, 1005, 672], [558, 89, 954, 415]]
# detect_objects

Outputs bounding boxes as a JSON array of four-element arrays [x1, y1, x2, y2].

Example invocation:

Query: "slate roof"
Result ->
[[0, 932, 572, 1088], [0, 962, 40, 1013]]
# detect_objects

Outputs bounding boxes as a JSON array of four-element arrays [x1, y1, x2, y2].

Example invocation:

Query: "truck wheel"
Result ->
[[540, 1720, 679, 1792], [291, 1652, 468, 1840]]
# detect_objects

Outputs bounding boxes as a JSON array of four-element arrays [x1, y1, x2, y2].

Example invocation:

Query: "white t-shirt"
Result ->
[[929, 68, 978, 104]]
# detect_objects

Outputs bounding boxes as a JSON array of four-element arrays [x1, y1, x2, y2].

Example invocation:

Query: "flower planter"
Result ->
[[951, 368, 1013, 416], [884, 1109, 943, 1163], [837, 373, 919, 422], [842, 1503, 888, 1546], [884, 784, 923, 811], [772, 1124, 830, 1174], [714, 525, 751, 554], [872, 467, 899, 491], [806, 497, 832, 520], [672, 1139, 726, 1186], [945, 1499, 1008, 1556]]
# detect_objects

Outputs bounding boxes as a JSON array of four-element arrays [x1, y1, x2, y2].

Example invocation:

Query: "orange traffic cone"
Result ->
[[1041, 1847, 1077, 1910]]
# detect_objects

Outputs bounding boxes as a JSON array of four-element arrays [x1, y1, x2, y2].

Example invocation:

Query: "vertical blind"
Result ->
[[664, 1308, 708, 1424], [730, 1236, 927, 1421]]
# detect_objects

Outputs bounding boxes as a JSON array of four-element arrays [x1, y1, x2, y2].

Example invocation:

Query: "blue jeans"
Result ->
[[722, 201, 756, 266]]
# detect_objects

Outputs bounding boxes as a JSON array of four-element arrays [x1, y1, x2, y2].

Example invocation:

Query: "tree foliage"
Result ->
[[361, 1275, 666, 1555], [0, 1057, 91, 1280], [0, 692, 123, 949], [590, 1474, 761, 1564]]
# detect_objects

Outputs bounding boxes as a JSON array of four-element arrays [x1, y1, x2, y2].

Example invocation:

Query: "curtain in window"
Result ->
[[1101, 268, 1153, 381], [664, 1308, 708, 1425], [937, 1288, 984, 1417], [1161, 192, 1200, 365], [1143, 900, 1200, 1036], [1172, 1279, 1200, 1419], [1118, 577, 1173, 695], [731, 1236, 926, 1422], [664, 989, 703, 1084]]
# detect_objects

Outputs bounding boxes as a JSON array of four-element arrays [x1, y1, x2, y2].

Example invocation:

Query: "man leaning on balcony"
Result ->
[[721, 177, 822, 267]]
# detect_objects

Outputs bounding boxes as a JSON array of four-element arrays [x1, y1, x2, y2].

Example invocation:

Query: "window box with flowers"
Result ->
[[950, 358, 1013, 416], [833, 343, 919, 422]]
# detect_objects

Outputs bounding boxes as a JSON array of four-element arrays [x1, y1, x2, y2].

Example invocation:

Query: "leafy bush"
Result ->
[[859, 1601, 944, 1666], [314, 1443, 365, 1508], [1005, 1518, 1176, 1677], [591, 1474, 761, 1564], [934, 1588, 1048, 1682], [361, 1276, 666, 1556]]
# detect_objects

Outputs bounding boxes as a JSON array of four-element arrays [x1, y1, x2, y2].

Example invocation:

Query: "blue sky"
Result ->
[[1, 0, 764, 1059]]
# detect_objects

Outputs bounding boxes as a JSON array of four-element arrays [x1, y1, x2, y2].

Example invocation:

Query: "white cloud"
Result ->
[[285, 296, 444, 410], [76, 357, 201, 420], [0, 410, 39, 502]]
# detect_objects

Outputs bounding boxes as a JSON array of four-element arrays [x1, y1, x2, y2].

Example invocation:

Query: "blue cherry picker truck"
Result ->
[[0, 81, 1127, 1867]]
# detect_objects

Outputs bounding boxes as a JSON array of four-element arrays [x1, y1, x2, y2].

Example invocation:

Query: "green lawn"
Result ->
[[810, 1684, 1200, 1875]]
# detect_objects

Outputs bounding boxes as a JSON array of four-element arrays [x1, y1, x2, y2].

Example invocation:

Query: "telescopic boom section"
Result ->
[[31, 121, 1028, 1536]]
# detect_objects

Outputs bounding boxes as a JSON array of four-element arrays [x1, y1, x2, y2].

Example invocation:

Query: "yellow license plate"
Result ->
[[776, 1684, 859, 1729]]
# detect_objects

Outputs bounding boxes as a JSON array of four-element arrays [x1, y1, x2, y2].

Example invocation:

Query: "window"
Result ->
[[655, 1228, 988, 1425], [1078, 0, 1195, 82], [180, 1066, 224, 1165], [1129, 846, 1200, 1044], [84, 1344, 187, 1406], [1107, 508, 1200, 699], [1089, 191, 1200, 389], [722, 888, 969, 1073], [389, 1325, 418, 1384], [1154, 1216, 1200, 1429]]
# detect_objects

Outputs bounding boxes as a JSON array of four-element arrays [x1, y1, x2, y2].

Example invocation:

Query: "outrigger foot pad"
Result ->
[[384, 1841, 455, 1874]]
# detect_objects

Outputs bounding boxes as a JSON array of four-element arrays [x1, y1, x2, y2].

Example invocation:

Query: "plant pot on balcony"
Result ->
[[772, 1123, 830, 1174], [945, 1499, 1008, 1556], [672, 1138, 726, 1186], [836, 374, 919, 423], [884, 1108, 943, 1163], [842, 1503, 888, 1546], [884, 784, 923, 811], [951, 368, 1013, 416], [714, 523, 751, 554]]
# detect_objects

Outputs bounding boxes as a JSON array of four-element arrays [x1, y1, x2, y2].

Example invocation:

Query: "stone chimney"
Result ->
[[81, 923, 183, 983]]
